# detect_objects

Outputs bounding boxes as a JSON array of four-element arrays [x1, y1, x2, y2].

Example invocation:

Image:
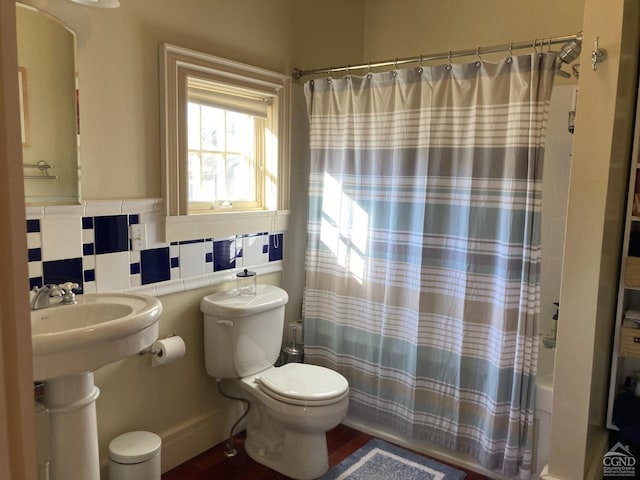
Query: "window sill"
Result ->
[[164, 209, 289, 242]]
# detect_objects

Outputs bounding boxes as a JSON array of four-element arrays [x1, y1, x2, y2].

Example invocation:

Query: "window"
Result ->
[[186, 77, 269, 212], [160, 44, 290, 241]]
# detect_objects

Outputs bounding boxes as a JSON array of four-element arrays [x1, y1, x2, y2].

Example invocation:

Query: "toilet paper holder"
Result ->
[[139, 333, 177, 356]]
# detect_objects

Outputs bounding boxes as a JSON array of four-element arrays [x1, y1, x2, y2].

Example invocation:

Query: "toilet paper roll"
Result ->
[[151, 336, 186, 367]]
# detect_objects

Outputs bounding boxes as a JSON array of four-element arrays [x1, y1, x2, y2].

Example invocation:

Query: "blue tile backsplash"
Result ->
[[94, 215, 129, 254], [141, 247, 171, 285], [26, 202, 284, 294]]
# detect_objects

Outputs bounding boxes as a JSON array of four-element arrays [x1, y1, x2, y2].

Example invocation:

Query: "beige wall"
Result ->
[[19, 0, 366, 203], [362, 0, 584, 63], [551, 0, 639, 478]]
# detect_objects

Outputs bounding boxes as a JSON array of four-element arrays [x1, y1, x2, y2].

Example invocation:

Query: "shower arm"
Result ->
[[292, 32, 583, 80]]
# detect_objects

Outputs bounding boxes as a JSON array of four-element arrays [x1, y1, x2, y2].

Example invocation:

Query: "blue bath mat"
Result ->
[[319, 439, 466, 480]]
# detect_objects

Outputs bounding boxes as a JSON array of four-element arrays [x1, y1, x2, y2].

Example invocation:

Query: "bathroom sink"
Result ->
[[31, 293, 162, 380]]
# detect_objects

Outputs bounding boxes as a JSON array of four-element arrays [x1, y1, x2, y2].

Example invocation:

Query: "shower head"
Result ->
[[558, 40, 582, 64], [555, 38, 582, 78]]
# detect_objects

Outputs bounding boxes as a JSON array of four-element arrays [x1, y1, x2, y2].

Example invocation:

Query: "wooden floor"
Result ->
[[161, 424, 493, 479]]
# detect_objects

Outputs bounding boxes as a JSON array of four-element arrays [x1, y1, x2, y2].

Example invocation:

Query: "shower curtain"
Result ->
[[303, 53, 555, 478]]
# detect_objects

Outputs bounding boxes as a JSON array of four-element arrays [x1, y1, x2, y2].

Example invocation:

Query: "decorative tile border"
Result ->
[[26, 199, 284, 296]]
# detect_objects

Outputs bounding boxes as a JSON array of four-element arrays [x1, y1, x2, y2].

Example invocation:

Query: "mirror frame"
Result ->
[[159, 44, 291, 242]]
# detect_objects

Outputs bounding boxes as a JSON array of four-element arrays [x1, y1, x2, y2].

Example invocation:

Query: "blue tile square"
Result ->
[[94, 215, 129, 254], [82, 217, 93, 230], [28, 248, 42, 262], [205, 252, 213, 263], [83, 243, 95, 256], [262, 244, 268, 254], [214, 239, 236, 271], [269, 234, 283, 262], [27, 219, 40, 233], [141, 248, 170, 285], [171, 257, 179, 268], [43, 258, 83, 292], [130, 263, 140, 275], [128, 214, 139, 225], [84, 269, 95, 282], [30, 277, 43, 290]]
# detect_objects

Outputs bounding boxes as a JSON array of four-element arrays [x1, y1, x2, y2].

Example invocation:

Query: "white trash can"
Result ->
[[109, 431, 161, 480]]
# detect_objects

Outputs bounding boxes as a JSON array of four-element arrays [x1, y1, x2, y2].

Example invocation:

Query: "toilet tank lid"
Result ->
[[201, 284, 288, 317]]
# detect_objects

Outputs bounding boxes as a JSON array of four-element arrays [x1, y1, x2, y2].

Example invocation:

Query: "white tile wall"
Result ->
[[243, 234, 269, 266], [95, 252, 131, 291], [179, 242, 206, 278], [25, 199, 284, 297], [538, 84, 576, 376], [41, 217, 83, 261]]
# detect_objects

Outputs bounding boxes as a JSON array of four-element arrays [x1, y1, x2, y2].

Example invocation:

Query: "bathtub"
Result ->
[[534, 374, 554, 477]]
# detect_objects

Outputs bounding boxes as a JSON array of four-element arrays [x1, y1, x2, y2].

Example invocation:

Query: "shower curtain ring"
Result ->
[[475, 47, 482, 67], [367, 62, 373, 79], [507, 42, 513, 63]]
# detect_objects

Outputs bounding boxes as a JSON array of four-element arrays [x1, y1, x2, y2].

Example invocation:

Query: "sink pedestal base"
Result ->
[[42, 372, 101, 480]]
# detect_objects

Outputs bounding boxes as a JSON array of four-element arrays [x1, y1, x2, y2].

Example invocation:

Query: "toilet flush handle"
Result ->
[[217, 320, 234, 328]]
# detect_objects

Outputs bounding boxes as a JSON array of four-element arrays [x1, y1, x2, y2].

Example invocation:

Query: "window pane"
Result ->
[[226, 154, 254, 202], [187, 103, 201, 150], [187, 101, 260, 207], [201, 106, 225, 151], [188, 152, 201, 200], [226, 111, 254, 154]]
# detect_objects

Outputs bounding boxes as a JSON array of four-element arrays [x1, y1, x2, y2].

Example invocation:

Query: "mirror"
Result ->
[[16, 3, 80, 205]]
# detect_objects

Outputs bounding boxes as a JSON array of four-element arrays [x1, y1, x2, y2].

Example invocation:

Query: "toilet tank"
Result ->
[[201, 284, 288, 379]]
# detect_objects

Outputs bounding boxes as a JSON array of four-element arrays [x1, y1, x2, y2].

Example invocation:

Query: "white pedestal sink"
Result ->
[[31, 293, 162, 480]]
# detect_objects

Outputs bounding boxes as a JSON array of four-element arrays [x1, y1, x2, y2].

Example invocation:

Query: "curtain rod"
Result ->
[[292, 31, 582, 80]]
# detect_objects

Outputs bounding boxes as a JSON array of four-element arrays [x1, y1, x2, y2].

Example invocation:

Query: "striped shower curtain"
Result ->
[[303, 53, 555, 477]]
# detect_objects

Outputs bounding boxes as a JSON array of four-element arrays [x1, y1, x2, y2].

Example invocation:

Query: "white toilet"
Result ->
[[201, 284, 349, 480]]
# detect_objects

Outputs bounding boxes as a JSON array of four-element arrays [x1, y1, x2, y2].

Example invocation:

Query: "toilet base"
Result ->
[[234, 375, 348, 480], [245, 429, 329, 480]]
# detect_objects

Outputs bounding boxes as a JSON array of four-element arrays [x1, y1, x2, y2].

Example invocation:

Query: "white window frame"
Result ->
[[159, 44, 290, 242]]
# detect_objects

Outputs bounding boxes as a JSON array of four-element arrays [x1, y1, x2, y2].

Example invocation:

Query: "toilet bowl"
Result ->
[[236, 363, 349, 479], [201, 285, 350, 480]]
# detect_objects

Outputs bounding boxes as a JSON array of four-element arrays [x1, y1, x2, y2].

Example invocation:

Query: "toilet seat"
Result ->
[[256, 363, 349, 406]]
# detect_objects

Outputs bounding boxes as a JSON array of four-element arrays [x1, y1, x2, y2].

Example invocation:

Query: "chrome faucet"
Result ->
[[31, 284, 64, 310], [30, 282, 79, 310]]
